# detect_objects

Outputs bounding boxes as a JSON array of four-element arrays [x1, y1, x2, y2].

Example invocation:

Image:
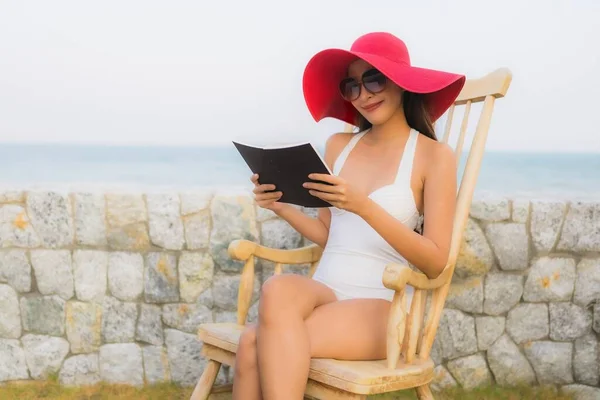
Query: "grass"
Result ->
[[370, 385, 574, 400], [0, 376, 191, 400], [0, 375, 574, 400]]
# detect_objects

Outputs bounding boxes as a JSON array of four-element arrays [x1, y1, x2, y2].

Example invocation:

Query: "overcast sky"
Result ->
[[0, 0, 599, 152]]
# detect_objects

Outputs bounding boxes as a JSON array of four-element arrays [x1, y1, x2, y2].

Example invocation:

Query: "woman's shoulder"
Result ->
[[326, 130, 355, 150], [322, 131, 355, 168], [416, 133, 457, 178], [418, 133, 455, 163]]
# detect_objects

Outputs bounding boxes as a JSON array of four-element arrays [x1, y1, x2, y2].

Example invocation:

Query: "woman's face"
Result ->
[[342, 59, 404, 126]]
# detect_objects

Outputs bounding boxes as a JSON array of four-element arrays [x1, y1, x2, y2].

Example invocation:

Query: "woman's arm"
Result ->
[[271, 132, 351, 248], [359, 144, 457, 278]]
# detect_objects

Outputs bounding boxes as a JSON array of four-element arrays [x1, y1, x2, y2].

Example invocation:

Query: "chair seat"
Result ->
[[198, 322, 434, 395]]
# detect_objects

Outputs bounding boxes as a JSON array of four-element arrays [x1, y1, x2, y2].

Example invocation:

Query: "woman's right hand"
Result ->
[[251, 174, 284, 212]]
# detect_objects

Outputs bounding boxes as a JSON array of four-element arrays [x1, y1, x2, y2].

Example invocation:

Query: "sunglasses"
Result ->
[[338, 68, 387, 102]]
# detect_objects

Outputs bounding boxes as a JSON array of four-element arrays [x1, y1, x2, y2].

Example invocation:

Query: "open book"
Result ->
[[232, 140, 333, 208]]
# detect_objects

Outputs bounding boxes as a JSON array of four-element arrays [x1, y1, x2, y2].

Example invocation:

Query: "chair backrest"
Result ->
[[417, 68, 512, 362], [439, 68, 512, 276], [344, 68, 513, 365]]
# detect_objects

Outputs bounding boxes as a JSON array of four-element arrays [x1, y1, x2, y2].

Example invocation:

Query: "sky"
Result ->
[[0, 0, 599, 152]]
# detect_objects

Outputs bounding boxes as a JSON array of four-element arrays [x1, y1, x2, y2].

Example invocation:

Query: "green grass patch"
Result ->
[[370, 384, 573, 399], [0, 375, 574, 400]]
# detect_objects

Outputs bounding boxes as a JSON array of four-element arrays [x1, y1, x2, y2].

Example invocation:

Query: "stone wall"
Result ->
[[431, 199, 599, 398], [0, 189, 599, 397]]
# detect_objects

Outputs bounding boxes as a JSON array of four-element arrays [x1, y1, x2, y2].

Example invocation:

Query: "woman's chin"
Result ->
[[362, 113, 390, 126]]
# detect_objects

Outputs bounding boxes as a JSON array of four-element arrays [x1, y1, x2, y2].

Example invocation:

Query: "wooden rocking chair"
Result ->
[[191, 67, 513, 400]]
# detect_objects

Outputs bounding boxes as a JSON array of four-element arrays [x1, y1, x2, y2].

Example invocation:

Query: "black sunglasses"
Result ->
[[338, 68, 387, 102]]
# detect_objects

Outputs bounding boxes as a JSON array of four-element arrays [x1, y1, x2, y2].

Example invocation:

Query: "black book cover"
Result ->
[[232, 141, 333, 208]]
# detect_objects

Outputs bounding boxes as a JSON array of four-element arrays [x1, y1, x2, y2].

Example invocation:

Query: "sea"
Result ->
[[1, 143, 599, 200]]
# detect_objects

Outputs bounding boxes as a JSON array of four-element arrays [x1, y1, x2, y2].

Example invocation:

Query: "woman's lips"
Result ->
[[362, 100, 383, 112]]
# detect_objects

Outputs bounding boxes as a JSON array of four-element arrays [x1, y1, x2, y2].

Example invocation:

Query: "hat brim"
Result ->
[[302, 48, 466, 125]]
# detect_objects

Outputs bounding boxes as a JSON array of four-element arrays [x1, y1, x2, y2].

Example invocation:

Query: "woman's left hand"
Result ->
[[303, 173, 370, 215]]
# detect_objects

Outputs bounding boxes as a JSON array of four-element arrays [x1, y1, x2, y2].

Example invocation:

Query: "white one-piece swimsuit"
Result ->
[[311, 128, 421, 305]]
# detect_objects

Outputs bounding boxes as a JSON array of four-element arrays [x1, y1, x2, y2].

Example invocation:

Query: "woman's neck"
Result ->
[[366, 110, 411, 144]]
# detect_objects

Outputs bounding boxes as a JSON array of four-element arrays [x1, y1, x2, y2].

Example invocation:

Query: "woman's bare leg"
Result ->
[[234, 274, 392, 399], [232, 325, 260, 400], [256, 274, 337, 400], [305, 297, 391, 360]]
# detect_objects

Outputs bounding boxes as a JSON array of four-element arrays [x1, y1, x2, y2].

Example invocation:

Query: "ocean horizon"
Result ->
[[1, 142, 600, 200]]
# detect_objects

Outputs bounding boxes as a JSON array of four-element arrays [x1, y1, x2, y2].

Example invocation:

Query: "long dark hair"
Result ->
[[356, 91, 436, 140]]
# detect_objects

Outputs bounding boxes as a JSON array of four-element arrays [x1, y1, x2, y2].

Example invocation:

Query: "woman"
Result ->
[[233, 32, 465, 400]]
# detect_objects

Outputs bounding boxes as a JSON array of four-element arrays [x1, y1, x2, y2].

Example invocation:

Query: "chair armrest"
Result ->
[[228, 239, 323, 265], [228, 239, 323, 325], [382, 262, 452, 368], [382, 262, 452, 291]]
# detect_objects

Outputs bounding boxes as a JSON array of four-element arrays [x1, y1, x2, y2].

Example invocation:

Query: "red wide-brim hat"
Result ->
[[302, 32, 466, 125]]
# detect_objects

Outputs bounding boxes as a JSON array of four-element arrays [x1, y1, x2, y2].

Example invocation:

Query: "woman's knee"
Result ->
[[258, 274, 299, 324], [235, 325, 257, 373]]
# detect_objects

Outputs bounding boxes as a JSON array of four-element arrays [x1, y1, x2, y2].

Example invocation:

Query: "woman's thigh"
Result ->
[[256, 274, 390, 360], [306, 298, 391, 360], [259, 273, 338, 320]]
